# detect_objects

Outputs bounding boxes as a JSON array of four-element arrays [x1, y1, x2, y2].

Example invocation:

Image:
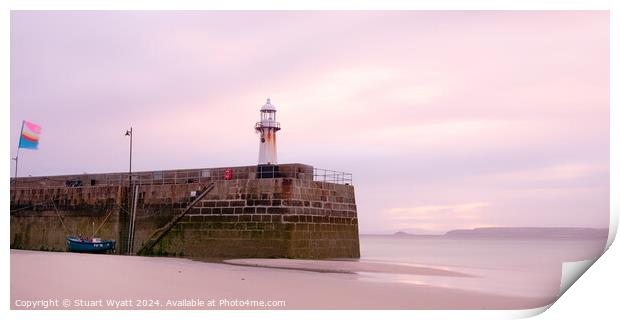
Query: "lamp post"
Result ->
[[125, 127, 133, 255], [125, 127, 132, 185]]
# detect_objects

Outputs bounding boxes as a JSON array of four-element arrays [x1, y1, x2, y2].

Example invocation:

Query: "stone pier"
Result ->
[[10, 163, 360, 259]]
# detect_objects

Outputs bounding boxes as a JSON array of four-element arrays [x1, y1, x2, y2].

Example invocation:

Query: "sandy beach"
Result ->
[[11, 249, 555, 310]]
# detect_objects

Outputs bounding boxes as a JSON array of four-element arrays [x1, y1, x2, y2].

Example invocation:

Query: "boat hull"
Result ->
[[66, 237, 116, 253]]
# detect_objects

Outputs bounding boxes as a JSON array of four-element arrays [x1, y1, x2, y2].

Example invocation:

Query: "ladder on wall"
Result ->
[[136, 182, 216, 256]]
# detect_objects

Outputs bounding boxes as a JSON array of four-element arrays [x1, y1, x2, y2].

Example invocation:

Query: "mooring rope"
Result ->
[[49, 198, 69, 234], [92, 207, 115, 237]]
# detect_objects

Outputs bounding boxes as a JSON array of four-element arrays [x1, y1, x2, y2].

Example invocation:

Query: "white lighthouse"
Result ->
[[255, 98, 281, 165]]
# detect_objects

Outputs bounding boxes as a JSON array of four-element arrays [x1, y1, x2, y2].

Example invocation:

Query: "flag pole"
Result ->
[[14, 148, 20, 180], [13, 121, 25, 182]]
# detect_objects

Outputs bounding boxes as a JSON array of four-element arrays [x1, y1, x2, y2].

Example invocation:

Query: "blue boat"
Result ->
[[66, 236, 116, 253]]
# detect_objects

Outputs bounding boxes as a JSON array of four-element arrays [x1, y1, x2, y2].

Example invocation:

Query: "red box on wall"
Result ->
[[224, 169, 233, 180]]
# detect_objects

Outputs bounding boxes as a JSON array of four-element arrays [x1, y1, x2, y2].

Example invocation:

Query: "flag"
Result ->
[[18, 120, 42, 150]]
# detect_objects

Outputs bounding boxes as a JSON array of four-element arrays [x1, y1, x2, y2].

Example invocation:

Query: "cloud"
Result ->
[[390, 202, 491, 216], [10, 11, 609, 233], [492, 163, 608, 183], [387, 202, 493, 233]]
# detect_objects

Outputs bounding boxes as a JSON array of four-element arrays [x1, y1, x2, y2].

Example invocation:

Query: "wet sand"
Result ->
[[10, 250, 554, 310], [223, 258, 472, 277]]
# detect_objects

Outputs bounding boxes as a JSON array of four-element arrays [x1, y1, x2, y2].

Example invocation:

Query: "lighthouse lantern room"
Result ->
[[255, 98, 281, 168]]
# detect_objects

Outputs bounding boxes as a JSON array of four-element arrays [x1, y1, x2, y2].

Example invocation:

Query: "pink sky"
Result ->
[[10, 11, 609, 234]]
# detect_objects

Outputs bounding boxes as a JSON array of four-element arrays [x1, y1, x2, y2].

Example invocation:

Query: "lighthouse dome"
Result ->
[[260, 98, 276, 111]]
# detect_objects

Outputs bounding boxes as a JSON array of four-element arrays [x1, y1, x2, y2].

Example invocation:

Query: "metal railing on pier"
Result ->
[[11, 166, 353, 188], [313, 168, 352, 185]]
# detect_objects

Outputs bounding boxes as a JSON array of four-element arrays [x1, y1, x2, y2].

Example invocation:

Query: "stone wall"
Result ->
[[9, 184, 180, 253], [10, 164, 360, 259], [151, 178, 359, 258]]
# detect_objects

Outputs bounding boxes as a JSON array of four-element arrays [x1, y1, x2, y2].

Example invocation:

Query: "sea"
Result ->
[[357, 234, 608, 299]]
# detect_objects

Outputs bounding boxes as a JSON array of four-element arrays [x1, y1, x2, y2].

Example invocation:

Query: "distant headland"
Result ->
[[375, 227, 609, 240], [443, 227, 608, 239]]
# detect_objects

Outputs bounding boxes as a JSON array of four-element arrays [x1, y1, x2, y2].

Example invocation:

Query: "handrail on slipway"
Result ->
[[136, 182, 216, 256]]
